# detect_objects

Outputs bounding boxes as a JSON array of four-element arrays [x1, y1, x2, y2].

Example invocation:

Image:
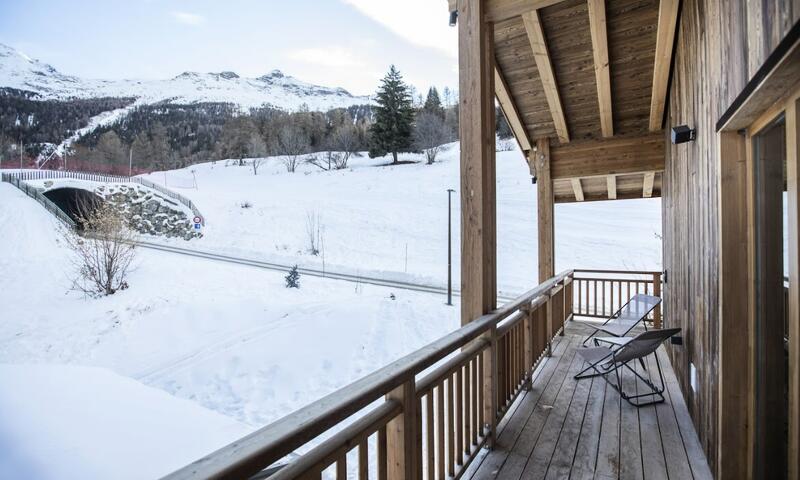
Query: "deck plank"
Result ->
[[571, 375, 606, 476], [618, 362, 643, 479], [517, 346, 586, 479], [656, 349, 713, 480], [467, 335, 574, 480], [632, 360, 669, 480], [645, 352, 694, 480], [544, 354, 595, 479], [594, 379, 620, 478]]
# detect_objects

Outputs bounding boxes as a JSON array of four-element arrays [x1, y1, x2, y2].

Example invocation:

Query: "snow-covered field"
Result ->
[[142, 143, 662, 295], [0, 142, 661, 478], [0, 182, 460, 478]]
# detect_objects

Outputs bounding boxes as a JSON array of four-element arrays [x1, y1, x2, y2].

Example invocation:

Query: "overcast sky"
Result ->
[[0, 0, 458, 97]]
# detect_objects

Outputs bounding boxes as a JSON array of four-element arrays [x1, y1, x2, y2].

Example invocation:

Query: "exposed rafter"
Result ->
[[643, 172, 656, 197], [522, 9, 570, 144], [495, 66, 532, 153], [607, 175, 617, 199], [587, 0, 613, 138], [446, 0, 569, 23], [649, 0, 680, 131], [550, 133, 664, 179], [571, 178, 585, 201]]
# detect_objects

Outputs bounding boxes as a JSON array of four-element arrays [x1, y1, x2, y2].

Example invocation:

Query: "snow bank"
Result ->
[[0, 364, 252, 480]]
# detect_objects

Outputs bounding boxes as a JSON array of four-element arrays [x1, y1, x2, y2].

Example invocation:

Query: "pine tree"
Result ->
[[423, 87, 444, 118], [368, 65, 415, 164], [285, 265, 300, 288]]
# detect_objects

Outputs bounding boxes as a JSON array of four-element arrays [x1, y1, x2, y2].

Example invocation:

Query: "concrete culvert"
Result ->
[[43, 188, 104, 230]]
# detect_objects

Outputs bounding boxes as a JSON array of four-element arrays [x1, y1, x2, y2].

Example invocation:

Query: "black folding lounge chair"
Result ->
[[574, 328, 681, 407], [579, 293, 662, 347]]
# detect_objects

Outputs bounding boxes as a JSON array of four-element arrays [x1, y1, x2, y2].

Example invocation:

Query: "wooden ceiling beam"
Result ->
[[571, 178, 585, 201], [522, 10, 570, 143], [648, 0, 680, 131], [607, 175, 617, 199], [587, 0, 613, 138], [551, 133, 665, 179], [447, 0, 569, 23], [494, 66, 533, 153], [643, 172, 656, 197]]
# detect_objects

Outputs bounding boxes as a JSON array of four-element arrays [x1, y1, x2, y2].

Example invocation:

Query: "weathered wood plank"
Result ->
[[543, 353, 594, 479], [468, 335, 575, 480], [536, 138, 554, 282], [495, 66, 533, 154], [657, 349, 713, 480], [522, 10, 570, 143], [516, 346, 586, 479], [618, 365, 643, 479], [631, 361, 668, 480], [643, 172, 655, 198], [648, 0, 679, 131], [587, 0, 613, 138], [571, 178, 585, 202], [571, 375, 606, 475], [550, 133, 665, 179], [606, 175, 617, 200]]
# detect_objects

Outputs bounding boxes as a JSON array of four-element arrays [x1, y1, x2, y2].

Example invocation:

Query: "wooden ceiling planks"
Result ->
[[553, 172, 661, 202], [522, 9, 571, 143]]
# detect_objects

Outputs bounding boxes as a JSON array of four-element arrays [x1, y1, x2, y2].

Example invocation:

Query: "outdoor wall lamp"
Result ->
[[671, 125, 696, 144], [449, 10, 458, 27]]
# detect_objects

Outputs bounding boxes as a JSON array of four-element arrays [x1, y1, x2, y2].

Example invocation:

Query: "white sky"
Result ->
[[0, 0, 458, 97]]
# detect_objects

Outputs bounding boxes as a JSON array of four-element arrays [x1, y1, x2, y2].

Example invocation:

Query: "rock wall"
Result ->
[[96, 184, 201, 240]]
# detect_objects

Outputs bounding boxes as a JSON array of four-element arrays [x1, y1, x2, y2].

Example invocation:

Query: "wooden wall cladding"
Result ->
[[662, 0, 799, 476]]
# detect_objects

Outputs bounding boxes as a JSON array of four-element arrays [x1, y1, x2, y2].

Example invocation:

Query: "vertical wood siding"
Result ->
[[663, 0, 799, 475]]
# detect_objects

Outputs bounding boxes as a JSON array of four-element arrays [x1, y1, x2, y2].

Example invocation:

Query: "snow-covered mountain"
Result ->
[[0, 43, 371, 111]]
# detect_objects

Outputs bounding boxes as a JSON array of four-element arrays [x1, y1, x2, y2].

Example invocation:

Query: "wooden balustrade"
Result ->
[[572, 269, 662, 327], [163, 270, 576, 480]]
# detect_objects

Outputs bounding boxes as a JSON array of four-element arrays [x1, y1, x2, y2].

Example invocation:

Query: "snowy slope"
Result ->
[[0, 43, 370, 111], [141, 142, 663, 296], [0, 364, 253, 480]]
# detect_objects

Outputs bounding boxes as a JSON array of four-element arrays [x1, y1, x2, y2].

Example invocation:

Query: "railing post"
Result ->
[[522, 303, 534, 390], [652, 272, 662, 328], [386, 379, 418, 480], [483, 326, 498, 449], [546, 296, 553, 357]]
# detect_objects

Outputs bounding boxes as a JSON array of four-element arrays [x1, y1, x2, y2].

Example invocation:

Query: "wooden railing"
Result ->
[[572, 269, 662, 328], [163, 270, 575, 480]]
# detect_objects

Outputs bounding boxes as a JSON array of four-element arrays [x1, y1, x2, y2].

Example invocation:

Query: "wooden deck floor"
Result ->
[[464, 322, 713, 480]]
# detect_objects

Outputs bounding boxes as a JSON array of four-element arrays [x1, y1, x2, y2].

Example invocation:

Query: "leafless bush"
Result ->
[[414, 112, 451, 164], [279, 125, 310, 173], [63, 198, 136, 297], [496, 138, 516, 152], [305, 211, 323, 255]]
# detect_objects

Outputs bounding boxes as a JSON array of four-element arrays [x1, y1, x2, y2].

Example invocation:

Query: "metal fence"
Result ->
[[1, 174, 77, 228], [1, 169, 204, 225]]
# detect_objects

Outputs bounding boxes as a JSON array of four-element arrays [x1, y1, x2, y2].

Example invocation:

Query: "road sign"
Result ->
[[193, 216, 202, 224]]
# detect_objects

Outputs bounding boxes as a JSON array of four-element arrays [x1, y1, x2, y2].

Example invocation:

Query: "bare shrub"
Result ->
[[305, 211, 323, 255], [63, 199, 136, 297], [496, 138, 516, 152], [279, 124, 310, 173], [414, 111, 451, 164]]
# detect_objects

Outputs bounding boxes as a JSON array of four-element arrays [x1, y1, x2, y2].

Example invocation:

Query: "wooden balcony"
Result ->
[[464, 322, 712, 480], [163, 269, 711, 480]]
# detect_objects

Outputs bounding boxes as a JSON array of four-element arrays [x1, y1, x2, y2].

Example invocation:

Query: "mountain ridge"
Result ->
[[0, 43, 371, 112]]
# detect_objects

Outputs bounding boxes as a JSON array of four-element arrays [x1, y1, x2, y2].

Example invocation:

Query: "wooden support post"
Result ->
[[458, 0, 497, 448], [652, 272, 662, 328], [787, 97, 800, 480], [386, 380, 417, 480], [535, 138, 554, 283], [717, 130, 751, 480]]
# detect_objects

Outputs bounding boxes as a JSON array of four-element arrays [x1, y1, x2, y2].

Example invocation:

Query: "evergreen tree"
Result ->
[[368, 65, 415, 164], [285, 265, 300, 288], [423, 87, 444, 118]]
